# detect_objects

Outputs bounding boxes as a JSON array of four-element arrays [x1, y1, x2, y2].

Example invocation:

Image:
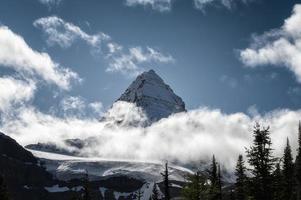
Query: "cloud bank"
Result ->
[[1, 100, 300, 171], [34, 16, 174, 76], [0, 26, 80, 90], [240, 4, 301, 83], [124, 0, 252, 12]]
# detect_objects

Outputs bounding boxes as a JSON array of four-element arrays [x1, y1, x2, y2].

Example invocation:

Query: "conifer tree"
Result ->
[[182, 171, 208, 200], [136, 189, 143, 200], [151, 183, 160, 200], [296, 122, 301, 200], [272, 162, 284, 200], [283, 138, 295, 200], [235, 155, 247, 200], [208, 155, 219, 200], [246, 123, 276, 200], [82, 171, 91, 200], [161, 162, 170, 200], [217, 165, 222, 200]]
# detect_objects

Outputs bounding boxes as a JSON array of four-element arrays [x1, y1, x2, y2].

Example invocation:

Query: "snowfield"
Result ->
[[29, 149, 192, 182]]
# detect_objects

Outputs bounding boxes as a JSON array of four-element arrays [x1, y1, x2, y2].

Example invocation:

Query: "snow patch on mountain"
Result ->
[[117, 69, 186, 122]]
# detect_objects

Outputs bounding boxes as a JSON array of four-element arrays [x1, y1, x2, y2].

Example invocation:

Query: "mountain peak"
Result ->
[[117, 69, 186, 121]]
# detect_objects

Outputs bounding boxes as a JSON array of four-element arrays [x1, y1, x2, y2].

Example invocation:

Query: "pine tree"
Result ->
[[296, 121, 301, 200], [82, 171, 91, 200], [208, 155, 219, 200], [235, 155, 247, 200], [217, 165, 222, 200], [272, 162, 284, 200], [136, 189, 143, 200], [151, 183, 160, 200], [283, 138, 295, 200], [0, 175, 10, 200], [246, 123, 276, 200], [182, 171, 208, 200], [161, 162, 170, 200]]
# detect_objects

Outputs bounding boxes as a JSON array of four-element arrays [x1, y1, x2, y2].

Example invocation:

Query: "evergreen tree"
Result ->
[[246, 123, 276, 200], [0, 175, 10, 200], [207, 155, 219, 200], [136, 189, 143, 200], [235, 155, 247, 200], [217, 165, 222, 200], [296, 122, 301, 200], [283, 138, 295, 200], [182, 171, 208, 200], [150, 183, 160, 200], [82, 171, 91, 200], [161, 162, 170, 200], [272, 162, 284, 200]]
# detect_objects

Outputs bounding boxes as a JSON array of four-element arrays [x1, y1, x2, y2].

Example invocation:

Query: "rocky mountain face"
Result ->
[[117, 70, 186, 122]]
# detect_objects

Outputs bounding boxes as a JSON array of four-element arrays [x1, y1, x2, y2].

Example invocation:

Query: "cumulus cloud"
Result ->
[[0, 26, 79, 90], [33, 16, 110, 49], [240, 4, 301, 83], [1, 100, 300, 171], [34, 16, 175, 76], [0, 77, 36, 112], [125, 0, 172, 12], [106, 47, 175, 76]]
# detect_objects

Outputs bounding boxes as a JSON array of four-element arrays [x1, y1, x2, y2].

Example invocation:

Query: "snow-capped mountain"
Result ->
[[117, 69, 186, 122]]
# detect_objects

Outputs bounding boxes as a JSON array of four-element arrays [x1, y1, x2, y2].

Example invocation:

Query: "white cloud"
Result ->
[[0, 77, 36, 112], [1, 100, 300, 172], [61, 96, 86, 112], [0, 26, 79, 90], [125, 0, 172, 12], [89, 102, 103, 116], [38, 0, 62, 7], [33, 16, 110, 48], [34, 16, 175, 76], [194, 0, 249, 10], [107, 47, 175, 76], [240, 4, 301, 83]]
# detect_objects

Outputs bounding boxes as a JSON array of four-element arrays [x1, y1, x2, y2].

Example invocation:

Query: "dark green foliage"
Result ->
[[207, 155, 220, 200], [272, 162, 284, 200], [161, 162, 170, 200], [0, 175, 10, 200], [283, 138, 295, 200], [150, 183, 160, 200], [246, 123, 276, 200], [135, 189, 143, 200], [182, 171, 209, 200], [235, 155, 247, 200], [217, 165, 222, 200], [296, 122, 301, 200]]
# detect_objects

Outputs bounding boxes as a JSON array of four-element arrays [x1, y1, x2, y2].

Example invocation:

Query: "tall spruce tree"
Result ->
[[235, 155, 247, 200], [82, 171, 91, 200], [272, 162, 284, 200], [150, 183, 160, 200], [217, 165, 222, 200], [283, 138, 295, 200], [246, 123, 276, 200], [208, 155, 219, 200], [161, 162, 170, 200], [182, 171, 208, 200], [296, 122, 301, 200]]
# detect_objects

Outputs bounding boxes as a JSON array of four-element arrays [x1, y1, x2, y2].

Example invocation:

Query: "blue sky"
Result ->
[[0, 0, 301, 115], [2, 0, 301, 165]]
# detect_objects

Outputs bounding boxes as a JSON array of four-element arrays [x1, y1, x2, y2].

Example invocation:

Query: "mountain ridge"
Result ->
[[117, 69, 186, 122]]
